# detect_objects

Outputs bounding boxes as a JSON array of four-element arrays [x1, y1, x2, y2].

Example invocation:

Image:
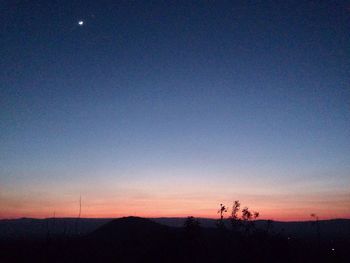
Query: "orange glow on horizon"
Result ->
[[1, 202, 349, 221], [2, 181, 349, 221]]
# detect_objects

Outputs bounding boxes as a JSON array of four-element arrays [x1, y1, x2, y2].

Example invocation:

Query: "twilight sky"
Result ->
[[1, 1, 350, 220]]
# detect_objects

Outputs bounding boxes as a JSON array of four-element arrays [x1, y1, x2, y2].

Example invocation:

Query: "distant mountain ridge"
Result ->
[[0, 217, 349, 240]]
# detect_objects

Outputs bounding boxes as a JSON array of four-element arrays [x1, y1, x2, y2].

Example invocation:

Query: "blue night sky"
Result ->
[[1, 1, 349, 219]]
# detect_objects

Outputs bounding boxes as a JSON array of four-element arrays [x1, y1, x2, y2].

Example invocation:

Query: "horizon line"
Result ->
[[1, 215, 349, 223]]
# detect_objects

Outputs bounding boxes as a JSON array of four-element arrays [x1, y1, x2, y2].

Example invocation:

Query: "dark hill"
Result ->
[[83, 217, 180, 262], [90, 216, 173, 240]]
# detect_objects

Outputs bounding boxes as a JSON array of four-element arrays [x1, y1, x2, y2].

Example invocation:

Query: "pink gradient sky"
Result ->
[[2, 171, 349, 221], [1, 1, 350, 222]]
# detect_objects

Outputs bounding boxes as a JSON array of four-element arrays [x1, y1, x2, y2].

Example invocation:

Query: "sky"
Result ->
[[1, 0, 350, 221]]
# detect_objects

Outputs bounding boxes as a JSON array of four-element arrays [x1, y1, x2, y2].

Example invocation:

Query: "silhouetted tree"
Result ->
[[218, 204, 228, 220], [229, 200, 241, 232], [231, 200, 240, 219], [241, 207, 259, 235], [184, 216, 201, 239], [217, 204, 228, 229], [241, 207, 252, 221]]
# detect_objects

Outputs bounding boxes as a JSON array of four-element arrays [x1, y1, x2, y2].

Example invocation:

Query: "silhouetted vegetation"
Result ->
[[216, 203, 228, 229]]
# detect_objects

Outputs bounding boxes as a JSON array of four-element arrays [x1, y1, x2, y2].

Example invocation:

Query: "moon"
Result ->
[[78, 20, 84, 26]]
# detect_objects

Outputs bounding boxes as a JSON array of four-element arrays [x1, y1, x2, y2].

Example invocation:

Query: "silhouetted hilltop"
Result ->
[[83, 217, 179, 262], [90, 216, 173, 240]]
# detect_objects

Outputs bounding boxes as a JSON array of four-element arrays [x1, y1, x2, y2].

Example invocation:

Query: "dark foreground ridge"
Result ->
[[1, 217, 349, 240], [1, 216, 349, 262]]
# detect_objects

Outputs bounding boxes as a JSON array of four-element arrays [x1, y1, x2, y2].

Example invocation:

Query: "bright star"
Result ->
[[78, 20, 84, 26]]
